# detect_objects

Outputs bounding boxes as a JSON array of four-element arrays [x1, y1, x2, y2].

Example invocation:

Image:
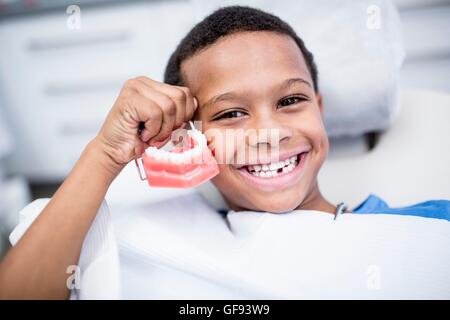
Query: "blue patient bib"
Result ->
[[353, 194, 450, 221]]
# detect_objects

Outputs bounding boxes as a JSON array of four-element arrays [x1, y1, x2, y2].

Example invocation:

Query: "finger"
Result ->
[[134, 138, 149, 157], [130, 79, 177, 143], [149, 135, 172, 148], [140, 128, 152, 142], [176, 86, 197, 123], [194, 97, 199, 110], [126, 93, 163, 141], [135, 77, 187, 128], [151, 96, 176, 143]]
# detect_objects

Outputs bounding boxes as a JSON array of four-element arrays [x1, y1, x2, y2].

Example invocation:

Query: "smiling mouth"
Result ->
[[239, 152, 307, 178]]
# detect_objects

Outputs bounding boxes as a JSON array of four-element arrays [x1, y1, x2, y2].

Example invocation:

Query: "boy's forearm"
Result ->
[[0, 137, 124, 299]]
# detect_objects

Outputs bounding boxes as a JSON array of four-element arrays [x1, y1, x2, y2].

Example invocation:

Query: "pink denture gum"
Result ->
[[135, 126, 219, 188]]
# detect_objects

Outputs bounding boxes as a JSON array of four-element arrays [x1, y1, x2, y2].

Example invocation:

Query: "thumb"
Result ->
[[193, 97, 199, 111]]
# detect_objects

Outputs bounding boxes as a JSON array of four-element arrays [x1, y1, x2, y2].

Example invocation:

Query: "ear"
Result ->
[[316, 92, 324, 115]]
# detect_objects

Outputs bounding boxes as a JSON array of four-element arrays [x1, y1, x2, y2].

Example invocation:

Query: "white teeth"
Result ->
[[158, 152, 167, 161], [188, 129, 207, 147], [170, 153, 182, 163], [152, 151, 162, 161], [275, 161, 285, 170], [144, 128, 206, 164], [281, 164, 294, 174], [269, 163, 277, 171], [248, 154, 301, 178], [145, 146, 157, 157]]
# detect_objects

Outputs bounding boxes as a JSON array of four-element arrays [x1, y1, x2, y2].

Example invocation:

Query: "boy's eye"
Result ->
[[278, 96, 306, 108], [212, 110, 246, 121]]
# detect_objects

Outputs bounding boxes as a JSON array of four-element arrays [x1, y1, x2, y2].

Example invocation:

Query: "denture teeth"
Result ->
[[145, 146, 156, 157], [168, 153, 176, 163], [193, 145, 202, 155], [262, 164, 269, 171], [189, 129, 207, 147], [171, 153, 182, 163], [181, 151, 192, 164], [254, 165, 261, 172], [144, 127, 208, 164], [158, 152, 166, 161]]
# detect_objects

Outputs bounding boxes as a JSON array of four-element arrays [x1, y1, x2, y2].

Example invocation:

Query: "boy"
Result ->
[[0, 6, 449, 299]]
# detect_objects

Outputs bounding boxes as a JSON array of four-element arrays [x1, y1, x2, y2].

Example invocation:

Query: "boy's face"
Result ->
[[181, 31, 329, 213]]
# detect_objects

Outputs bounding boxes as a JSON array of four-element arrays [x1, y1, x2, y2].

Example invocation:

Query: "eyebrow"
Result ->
[[202, 92, 238, 111], [201, 77, 311, 110], [282, 77, 312, 89]]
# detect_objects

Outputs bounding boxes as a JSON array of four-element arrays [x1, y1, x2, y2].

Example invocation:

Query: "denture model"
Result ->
[[135, 125, 219, 188]]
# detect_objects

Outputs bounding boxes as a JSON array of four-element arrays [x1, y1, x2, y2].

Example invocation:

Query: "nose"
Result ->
[[247, 118, 292, 149]]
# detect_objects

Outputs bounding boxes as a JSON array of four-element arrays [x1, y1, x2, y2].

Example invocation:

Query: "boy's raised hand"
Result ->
[[0, 76, 200, 299], [96, 76, 198, 172]]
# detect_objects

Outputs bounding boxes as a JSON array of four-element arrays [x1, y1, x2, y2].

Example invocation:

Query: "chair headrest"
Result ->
[[197, 0, 405, 137]]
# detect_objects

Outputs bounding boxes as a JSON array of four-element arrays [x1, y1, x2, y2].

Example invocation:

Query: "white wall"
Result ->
[[0, 1, 198, 181], [394, 0, 450, 93]]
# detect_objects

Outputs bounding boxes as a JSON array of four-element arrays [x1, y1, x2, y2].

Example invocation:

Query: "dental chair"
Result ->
[[320, 89, 450, 208]]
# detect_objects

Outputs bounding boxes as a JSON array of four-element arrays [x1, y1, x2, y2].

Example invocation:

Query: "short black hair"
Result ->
[[164, 5, 319, 91]]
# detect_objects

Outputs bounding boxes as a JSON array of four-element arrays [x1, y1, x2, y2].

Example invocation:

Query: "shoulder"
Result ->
[[9, 198, 110, 245], [353, 194, 450, 221]]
